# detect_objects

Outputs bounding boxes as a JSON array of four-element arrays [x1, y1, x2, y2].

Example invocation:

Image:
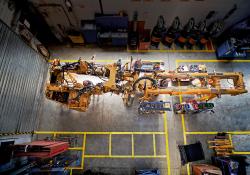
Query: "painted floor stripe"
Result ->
[[68, 147, 83, 150], [84, 155, 167, 158], [232, 152, 250, 155], [127, 49, 215, 53], [81, 133, 86, 170], [35, 130, 167, 171], [131, 134, 134, 158], [65, 167, 82, 170], [176, 61, 190, 175], [163, 110, 171, 175], [176, 59, 250, 63], [34, 131, 165, 135], [48, 59, 163, 63], [186, 131, 250, 135], [109, 133, 112, 156], [153, 134, 156, 156]]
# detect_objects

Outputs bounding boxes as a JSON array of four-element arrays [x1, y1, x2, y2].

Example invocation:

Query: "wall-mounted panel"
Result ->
[[0, 20, 48, 133]]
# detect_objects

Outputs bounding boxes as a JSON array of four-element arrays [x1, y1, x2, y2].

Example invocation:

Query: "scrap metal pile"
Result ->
[[46, 57, 247, 113]]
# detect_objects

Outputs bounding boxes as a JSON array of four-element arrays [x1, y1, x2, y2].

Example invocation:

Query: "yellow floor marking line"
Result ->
[[127, 49, 215, 53], [176, 62, 187, 144], [228, 134, 250, 155], [34, 131, 165, 135], [186, 131, 250, 155], [35, 131, 84, 134], [131, 134, 135, 158], [109, 133, 112, 156], [34, 131, 168, 170], [163, 111, 171, 175], [232, 152, 250, 155], [153, 134, 156, 157], [186, 131, 250, 135], [81, 133, 86, 170], [176, 59, 250, 63], [230, 131, 250, 135], [181, 115, 187, 144], [68, 147, 83, 151], [176, 61, 190, 175], [177, 83, 187, 144], [48, 59, 112, 63], [181, 116, 190, 174], [229, 134, 233, 147], [84, 155, 167, 158], [65, 167, 83, 170], [70, 169, 72, 175], [48, 59, 163, 63], [186, 131, 219, 135]]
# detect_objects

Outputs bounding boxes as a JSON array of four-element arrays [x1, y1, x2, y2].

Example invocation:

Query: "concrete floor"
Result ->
[[37, 46, 250, 175]]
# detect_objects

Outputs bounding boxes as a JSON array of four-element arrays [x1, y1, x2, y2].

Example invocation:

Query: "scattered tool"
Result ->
[[138, 101, 171, 114], [208, 133, 234, 156], [174, 100, 214, 114]]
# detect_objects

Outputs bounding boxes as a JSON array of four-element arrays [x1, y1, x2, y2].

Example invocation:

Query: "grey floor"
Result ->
[[38, 45, 250, 175]]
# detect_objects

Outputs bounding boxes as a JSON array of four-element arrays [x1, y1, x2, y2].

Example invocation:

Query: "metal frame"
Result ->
[[176, 59, 250, 175], [44, 58, 173, 174]]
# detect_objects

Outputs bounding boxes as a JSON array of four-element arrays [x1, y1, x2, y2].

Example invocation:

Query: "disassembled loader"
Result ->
[[46, 57, 247, 112]]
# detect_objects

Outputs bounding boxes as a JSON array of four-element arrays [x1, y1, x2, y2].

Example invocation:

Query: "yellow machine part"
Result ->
[[45, 59, 248, 112], [68, 34, 84, 44]]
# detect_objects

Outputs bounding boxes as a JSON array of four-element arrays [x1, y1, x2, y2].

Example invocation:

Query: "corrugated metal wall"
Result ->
[[0, 21, 48, 133]]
